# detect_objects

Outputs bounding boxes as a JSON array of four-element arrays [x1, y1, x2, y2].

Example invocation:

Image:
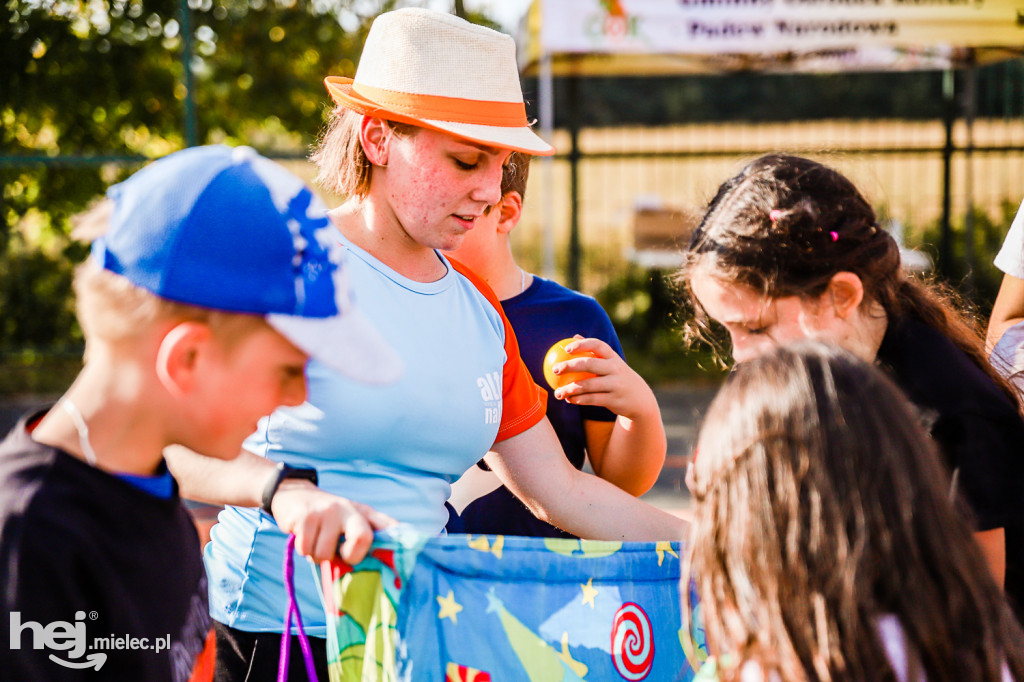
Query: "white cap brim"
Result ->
[[267, 308, 402, 385]]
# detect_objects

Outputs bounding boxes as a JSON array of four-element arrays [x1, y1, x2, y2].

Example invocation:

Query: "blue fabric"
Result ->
[[457, 276, 623, 538], [320, 528, 706, 682], [97, 145, 340, 317], [116, 462, 175, 499], [206, 237, 515, 635]]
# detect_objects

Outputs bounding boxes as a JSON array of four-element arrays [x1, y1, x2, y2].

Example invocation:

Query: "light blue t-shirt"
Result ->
[[205, 234, 526, 635]]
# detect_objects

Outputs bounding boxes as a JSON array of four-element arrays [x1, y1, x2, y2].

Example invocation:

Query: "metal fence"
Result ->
[[7, 61, 1024, 301], [7, 118, 1024, 299], [511, 116, 1024, 296]]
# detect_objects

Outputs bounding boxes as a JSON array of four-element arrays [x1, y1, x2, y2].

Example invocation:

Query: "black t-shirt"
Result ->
[[877, 316, 1024, 620], [0, 410, 214, 681]]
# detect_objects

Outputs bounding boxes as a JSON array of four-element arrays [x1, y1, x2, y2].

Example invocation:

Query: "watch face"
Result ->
[[262, 464, 318, 516], [285, 465, 318, 484]]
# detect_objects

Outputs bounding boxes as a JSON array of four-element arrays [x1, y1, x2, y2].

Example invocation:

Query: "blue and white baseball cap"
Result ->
[[91, 144, 401, 384]]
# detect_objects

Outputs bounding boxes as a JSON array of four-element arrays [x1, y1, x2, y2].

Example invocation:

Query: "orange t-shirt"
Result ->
[[449, 258, 547, 442]]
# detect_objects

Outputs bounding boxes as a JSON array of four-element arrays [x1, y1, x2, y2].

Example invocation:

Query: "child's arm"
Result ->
[[164, 446, 393, 564], [987, 273, 1024, 352], [484, 416, 685, 540], [550, 337, 667, 496], [988, 199, 1024, 352]]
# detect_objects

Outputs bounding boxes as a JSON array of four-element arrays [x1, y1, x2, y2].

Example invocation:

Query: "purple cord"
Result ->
[[278, 534, 319, 682]]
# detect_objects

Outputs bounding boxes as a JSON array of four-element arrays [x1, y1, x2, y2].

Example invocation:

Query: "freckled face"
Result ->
[[381, 128, 511, 252], [444, 197, 503, 272], [689, 266, 841, 364]]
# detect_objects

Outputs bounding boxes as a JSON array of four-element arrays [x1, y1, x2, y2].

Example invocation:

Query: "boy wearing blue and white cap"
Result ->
[[0, 145, 399, 681]]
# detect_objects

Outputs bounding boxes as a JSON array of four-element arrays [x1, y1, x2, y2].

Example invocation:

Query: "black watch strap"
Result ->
[[261, 462, 318, 518]]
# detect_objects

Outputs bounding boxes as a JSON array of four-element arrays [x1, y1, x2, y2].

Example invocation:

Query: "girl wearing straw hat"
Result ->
[[167, 8, 686, 680]]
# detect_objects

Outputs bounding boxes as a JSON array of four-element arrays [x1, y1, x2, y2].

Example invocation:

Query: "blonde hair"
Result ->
[[74, 260, 268, 351], [311, 108, 417, 198]]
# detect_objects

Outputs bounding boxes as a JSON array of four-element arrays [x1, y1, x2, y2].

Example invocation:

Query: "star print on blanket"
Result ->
[[318, 527, 706, 681]]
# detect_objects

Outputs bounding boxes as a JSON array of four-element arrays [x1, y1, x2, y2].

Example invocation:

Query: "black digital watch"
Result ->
[[261, 461, 318, 518]]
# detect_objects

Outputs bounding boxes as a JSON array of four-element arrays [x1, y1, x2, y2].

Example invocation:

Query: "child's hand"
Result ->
[[270, 481, 397, 564], [550, 335, 659, 421]]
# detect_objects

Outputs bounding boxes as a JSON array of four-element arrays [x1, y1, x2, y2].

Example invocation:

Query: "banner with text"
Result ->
[[539, 0, 1024, 55]]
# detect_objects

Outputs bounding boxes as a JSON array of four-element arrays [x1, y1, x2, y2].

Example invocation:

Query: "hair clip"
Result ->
[[768, 209, 783, 223], [830, 231, 839, 242]]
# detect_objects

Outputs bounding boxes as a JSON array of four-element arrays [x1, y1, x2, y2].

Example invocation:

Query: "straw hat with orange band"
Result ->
[[323, 7, 554, 157]]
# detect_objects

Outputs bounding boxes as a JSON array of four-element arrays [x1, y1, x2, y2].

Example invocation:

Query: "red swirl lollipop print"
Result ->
[[611, 602, 654, 680]]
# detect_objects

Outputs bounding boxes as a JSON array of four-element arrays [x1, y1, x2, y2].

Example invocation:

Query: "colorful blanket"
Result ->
[[318, 528, 706, 681]]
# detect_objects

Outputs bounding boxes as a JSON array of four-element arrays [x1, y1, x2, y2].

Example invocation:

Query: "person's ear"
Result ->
[[495, 191, 522, 235], [826, 271, 865, 319], [155, 321, 212, 398], [360, 117, 390, 166]]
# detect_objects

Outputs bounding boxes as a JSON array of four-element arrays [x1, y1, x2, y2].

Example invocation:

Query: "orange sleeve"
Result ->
[[449, 258, 548, 442]]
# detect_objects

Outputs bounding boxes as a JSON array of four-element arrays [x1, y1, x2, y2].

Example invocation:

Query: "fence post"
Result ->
[[568, 75, 581, 291], [940, 68, 956, 278], [539, 53, 556, 280], [963, 57, 977, 296]]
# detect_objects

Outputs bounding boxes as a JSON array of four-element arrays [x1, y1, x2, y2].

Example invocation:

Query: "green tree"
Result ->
[[2, 0, 474, 392]]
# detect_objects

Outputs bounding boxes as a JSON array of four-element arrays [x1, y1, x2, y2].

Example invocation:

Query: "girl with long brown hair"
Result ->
[[686, 342, 1024, 681]]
